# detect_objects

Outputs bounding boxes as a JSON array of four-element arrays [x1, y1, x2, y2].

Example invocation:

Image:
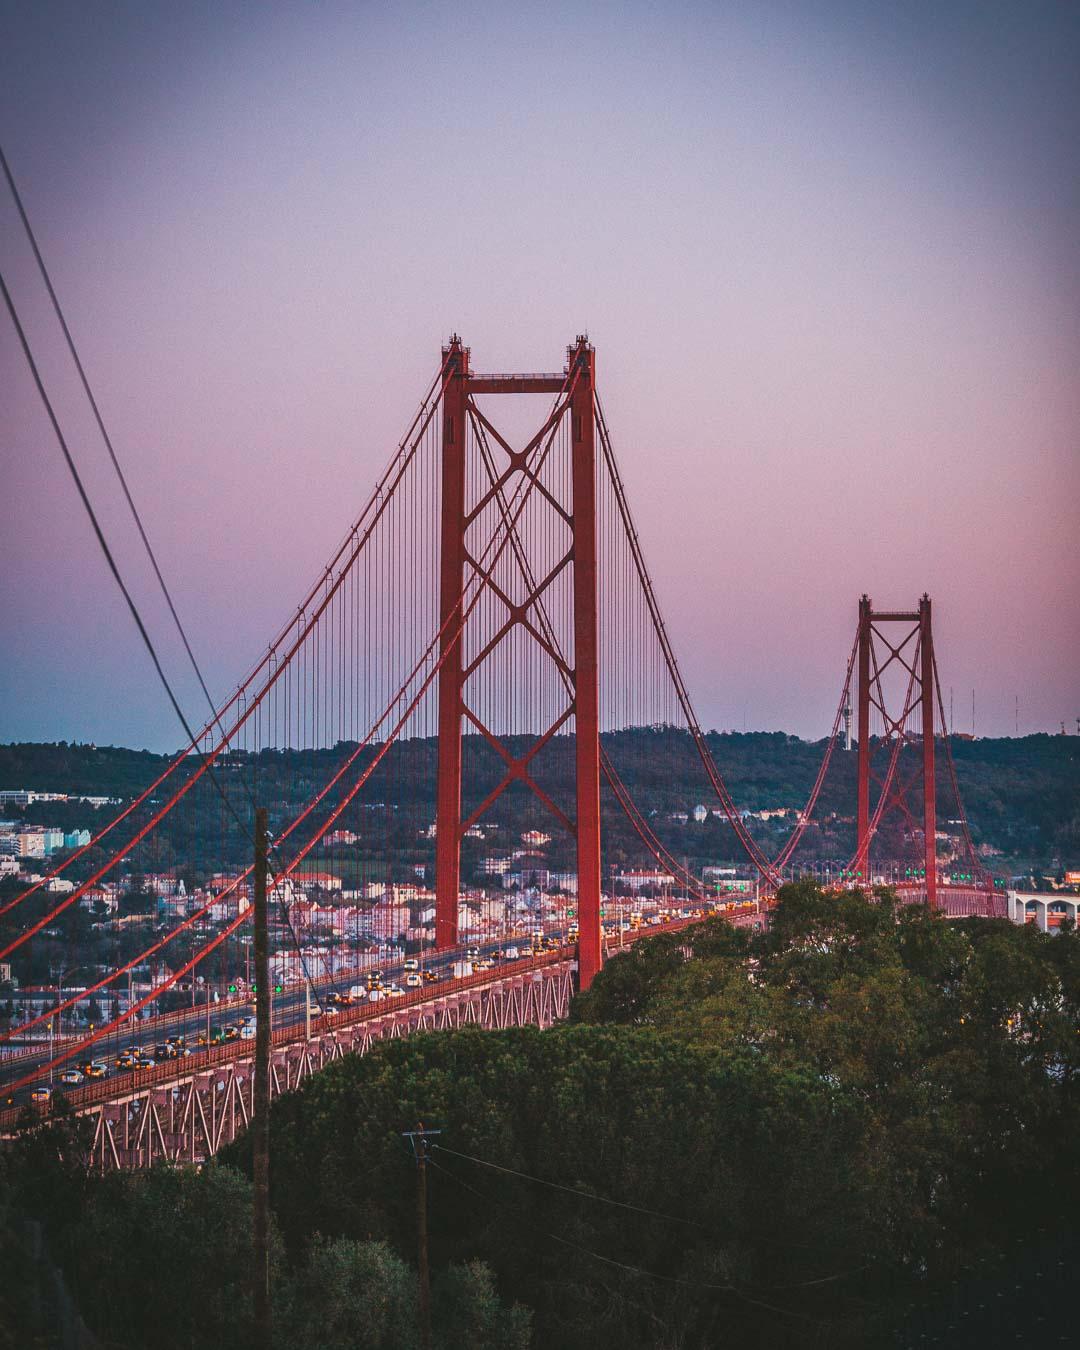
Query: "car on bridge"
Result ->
[[59, 1069, 84, 1086], [80, 1060, 108, 1079], [30, 1086, 52, 1105]]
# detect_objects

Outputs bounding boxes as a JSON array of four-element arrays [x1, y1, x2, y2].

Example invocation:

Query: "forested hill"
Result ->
[[0, 731, 1076, 871]]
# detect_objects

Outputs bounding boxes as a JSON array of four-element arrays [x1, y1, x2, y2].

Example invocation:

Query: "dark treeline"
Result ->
[[1, 730, 1076, 877], [3, 883, 1078, 1348]]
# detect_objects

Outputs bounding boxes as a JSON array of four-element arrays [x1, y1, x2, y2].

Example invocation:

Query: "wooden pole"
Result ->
[[416, 1121, 432, 1350], [252, 807, 271, 1347]]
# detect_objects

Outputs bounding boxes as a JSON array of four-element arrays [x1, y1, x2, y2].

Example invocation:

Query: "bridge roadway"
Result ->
[[2, 896, 763, 1102], [1, 887, 999, 1165], [2, 911, 754, 1168]]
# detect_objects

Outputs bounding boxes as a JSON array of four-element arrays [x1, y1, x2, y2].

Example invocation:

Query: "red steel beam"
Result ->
[[435, 337, 470, 949], [855, 594, 872, 876], [569, 338, 603, 990], [920, 594, 938, 909], [468, 375, 566, 394]]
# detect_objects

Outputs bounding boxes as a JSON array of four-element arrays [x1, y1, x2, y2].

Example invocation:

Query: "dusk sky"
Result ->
[[1, 0, 1077, 751]]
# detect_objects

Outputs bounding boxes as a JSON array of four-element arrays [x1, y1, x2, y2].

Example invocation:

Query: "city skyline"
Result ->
[[2, 0, 1078, 751]]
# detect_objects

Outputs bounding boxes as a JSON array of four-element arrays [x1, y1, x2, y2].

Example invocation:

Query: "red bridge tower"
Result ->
[[854, 594, 938, 907], [434, 337, 603, 988]]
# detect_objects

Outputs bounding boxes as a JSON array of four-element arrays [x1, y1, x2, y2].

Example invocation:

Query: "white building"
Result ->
[[614, 868, 675, 892], [479, 857, 512, 876], [1007, 890, 1078, 933]]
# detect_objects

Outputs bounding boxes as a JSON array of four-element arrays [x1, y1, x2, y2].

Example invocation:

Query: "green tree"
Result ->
[[277, 1236, 417, 1350], [432, 1260, 532, 1350], [68, 1164, 284, 1349]]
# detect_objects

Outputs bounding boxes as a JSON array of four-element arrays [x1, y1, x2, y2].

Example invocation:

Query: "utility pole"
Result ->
[[252, 808, 271, 1348], [403, 1123, 441, 1350]]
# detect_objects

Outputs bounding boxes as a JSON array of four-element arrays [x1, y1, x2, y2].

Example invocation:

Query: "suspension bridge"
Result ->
[[0, 336, 1000, 1157]]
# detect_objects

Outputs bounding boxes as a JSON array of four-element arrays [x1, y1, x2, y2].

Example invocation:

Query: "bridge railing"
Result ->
[[0, 910, 726, 1134], [0, 946, 577, 1131]]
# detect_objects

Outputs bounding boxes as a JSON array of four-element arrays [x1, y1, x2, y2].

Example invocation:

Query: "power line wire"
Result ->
[[427, 1156, 815, 1324], [0, 266, 207, 759], [433, 1143, 707, 1229], [0, 142, 229, 742]]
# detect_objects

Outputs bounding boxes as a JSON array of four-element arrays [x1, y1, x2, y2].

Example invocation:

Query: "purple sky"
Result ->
[[1, 0, 1077, 751]]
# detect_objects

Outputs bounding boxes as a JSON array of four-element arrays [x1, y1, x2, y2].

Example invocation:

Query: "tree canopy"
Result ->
[[5, 882, 1078, 1348]]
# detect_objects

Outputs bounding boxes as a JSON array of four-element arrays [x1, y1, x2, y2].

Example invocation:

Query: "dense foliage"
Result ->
[[226, 884, 1076, 1346], [4, 883, 1078, 1347], [0, 1111, 528, 1350]]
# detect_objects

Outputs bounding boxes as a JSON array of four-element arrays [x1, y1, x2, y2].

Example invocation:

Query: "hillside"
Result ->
[[1, 730, 1076, 876]]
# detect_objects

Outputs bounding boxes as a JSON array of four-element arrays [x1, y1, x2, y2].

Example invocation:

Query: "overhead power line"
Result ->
[[0, 142, 226, 737], [433, 1142, 707, 1229], [427, 1155, 816, 1324], [0, 266, 207, 756]]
